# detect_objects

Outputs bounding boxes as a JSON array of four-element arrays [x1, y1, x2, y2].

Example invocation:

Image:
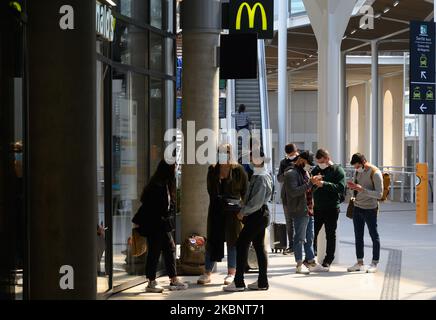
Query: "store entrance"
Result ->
[[0, 0, 27, 300]]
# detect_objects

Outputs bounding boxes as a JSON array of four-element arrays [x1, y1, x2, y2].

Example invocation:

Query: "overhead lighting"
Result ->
[[393, 1, 400, 7], [350, 29, 357, 35], [374, 12, 382, 19], [383, 7, 391, 13], [309, 54, 313, 58], [303, 58, 307, 62], [343, 35, 347, 40]]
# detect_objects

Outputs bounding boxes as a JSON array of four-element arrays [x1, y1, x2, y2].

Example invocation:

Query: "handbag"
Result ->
[[218, 195, 243, 213], [346, 172, 358, 219], [130, 227, 147, 257]]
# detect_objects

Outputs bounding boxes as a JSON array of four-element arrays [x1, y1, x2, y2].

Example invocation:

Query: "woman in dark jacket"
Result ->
[[197, 144, 248, 286], [132, 160, 188, 293]]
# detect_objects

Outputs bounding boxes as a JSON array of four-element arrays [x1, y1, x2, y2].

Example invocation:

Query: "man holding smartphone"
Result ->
[[347, 153, 383, 273], [311, 149, 346, 270]]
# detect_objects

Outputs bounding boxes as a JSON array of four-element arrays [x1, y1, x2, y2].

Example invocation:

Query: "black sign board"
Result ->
[[220, 33, 258, 79], [229, 0, 274, 39], [410, 21, 436, 115]]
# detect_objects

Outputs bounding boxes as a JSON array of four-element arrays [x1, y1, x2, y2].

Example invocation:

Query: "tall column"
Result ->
[[419, 116, 427, 163], [433, 0, 436, 225], [340, 51, 347, 166], [27, 0, 96, 299], [278, 0, 288, 157], [180, 0, 221, 240], [303, 0, 355, 265], [303, 0, 355, 162], [371, 40, 379, 165]]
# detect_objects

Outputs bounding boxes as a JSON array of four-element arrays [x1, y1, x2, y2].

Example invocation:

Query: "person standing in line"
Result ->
[[132, 160, 188, 293], [224, 150, 272, 291], [277, 143, 299, 255], [284, 151, 327, 274], [198, 144, 248, 286], [311, 149, 346, 270], [347, 153, 383, 273]]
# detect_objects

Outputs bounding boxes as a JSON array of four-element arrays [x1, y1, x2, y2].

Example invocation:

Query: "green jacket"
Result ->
[[311, 164, 346, 211]]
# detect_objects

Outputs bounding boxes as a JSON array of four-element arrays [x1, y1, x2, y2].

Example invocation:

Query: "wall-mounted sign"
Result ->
[[229, 0, 273, 39], [96, 2, 115, 42], [410, 21, 436, 114]]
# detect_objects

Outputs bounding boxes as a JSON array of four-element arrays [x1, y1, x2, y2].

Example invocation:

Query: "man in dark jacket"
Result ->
[[276, 143, 299, 254], [311, 149, 346, 270]]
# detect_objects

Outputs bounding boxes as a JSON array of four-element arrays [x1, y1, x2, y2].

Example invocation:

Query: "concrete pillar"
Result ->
[[303, 0, 355, 162], [303, 0, 355, 265], [180, 0, 221, 240], [27, 0, 97, 299], [340, 52, 347, 166], [278, 0, 288, 157], [371, 40, 379, 166]]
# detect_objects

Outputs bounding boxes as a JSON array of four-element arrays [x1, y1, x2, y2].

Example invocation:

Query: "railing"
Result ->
[[273, 165, 434, 204]]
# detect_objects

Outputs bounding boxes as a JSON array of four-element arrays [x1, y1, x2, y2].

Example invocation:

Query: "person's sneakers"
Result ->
[[224, 274, 235, 285], [307, 262, 329, 272], [197, 274, 211, 285], [247, 281, 269, 291], [283, 248, 294, 255], [223, 281, 245, 292], [296, 264, 311, 274], [366, 263, 378, 273], [347, 263, 367, 272], [322, 262, 331, 271], [146, 280, 164, 293], [170, 279, 189, 291]]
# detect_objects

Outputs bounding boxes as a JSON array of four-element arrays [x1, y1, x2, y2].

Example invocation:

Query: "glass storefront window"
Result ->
[[113, 20, 148, 69], [150, 78, 164, 173], [150, 32, 163, 72], [112, 69, 149, 288], [116, 0, 149, 22], [151, 0, 163, 29]]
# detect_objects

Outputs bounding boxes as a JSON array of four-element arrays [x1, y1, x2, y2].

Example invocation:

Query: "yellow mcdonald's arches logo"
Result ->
[[236, 2, 267, 31]]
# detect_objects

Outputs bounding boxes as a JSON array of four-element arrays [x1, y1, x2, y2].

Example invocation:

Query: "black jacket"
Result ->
[[132, 182, 171, 236]]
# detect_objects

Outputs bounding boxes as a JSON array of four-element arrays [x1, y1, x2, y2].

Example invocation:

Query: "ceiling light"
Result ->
[[309, 54, 313, 58], [105, 0, 117, 6], [383, 7, 391, 13], [374, 12, 382, 19], [393, 1, 400, 7], [343, 35, 347, 40], [303, 59, 307, 62], [350, 29, 357, 35]]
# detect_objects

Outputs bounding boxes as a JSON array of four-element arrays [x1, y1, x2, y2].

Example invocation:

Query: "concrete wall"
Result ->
[[268, 90, 318, 169], [382, 74, 404, 167]]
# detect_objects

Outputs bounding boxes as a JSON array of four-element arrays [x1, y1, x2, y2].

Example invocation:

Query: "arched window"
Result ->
[[350, 96, 359, 158]]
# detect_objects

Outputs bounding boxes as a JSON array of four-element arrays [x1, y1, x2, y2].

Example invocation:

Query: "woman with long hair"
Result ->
[[197, 144, 248, 286], [132, 159, 188, 293]]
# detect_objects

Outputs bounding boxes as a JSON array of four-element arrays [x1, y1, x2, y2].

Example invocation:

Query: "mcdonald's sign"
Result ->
[[229, 0, 273, 39]]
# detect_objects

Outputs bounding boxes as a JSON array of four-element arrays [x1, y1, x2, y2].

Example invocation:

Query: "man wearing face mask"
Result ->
[[311, 149, 346, 270], [283, 151, 325, 274], [277, 144, 299, 255], [347, 153, 383, 273]]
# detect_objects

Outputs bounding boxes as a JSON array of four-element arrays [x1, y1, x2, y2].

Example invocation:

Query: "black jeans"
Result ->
[[314, 208, 340, 265], [235, 211, 269, 288], [283, 205, 294, 248], [146, 231, 176, 281]]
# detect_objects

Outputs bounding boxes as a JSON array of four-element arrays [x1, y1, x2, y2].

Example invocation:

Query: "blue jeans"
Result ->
[[293, 215, 315, 263], [205, 244, 237, 272], [353, 206, 380, 263]]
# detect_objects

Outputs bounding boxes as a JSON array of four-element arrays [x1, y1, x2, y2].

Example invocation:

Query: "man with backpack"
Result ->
[[347, 153, 383, 273], [311, 149, 346, 271]]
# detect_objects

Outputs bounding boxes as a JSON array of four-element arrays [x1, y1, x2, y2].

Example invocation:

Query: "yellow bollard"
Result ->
[[416, 163, 428, 225]]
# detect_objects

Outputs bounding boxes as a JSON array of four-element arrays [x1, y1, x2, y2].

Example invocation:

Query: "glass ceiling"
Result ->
[[291, 0, 306, 15]]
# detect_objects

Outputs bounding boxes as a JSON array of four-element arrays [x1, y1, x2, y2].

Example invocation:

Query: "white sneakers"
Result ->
[[296, 264, 311, 274], [347, 262, 378, 273], [223, 282, 245, 292], [146, 280, 164, 293], [224, 274, 235, 285], [307, 263, 330, 273], [169, 280, 189, 291], [146, 279, 188, 293], [247, 281, 269, 291], [197, 274, 235, 285], [197, 274, 211, 285]]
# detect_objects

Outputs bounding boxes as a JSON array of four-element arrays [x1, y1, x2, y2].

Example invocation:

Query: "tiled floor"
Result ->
[[111, 202, 436, 300]]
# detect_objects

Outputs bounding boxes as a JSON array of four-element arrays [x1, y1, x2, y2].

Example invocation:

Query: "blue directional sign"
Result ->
[[410, 21, 436, 115]]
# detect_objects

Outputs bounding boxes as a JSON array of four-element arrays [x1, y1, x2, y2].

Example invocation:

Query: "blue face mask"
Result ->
[[249, 163, 254, 170]]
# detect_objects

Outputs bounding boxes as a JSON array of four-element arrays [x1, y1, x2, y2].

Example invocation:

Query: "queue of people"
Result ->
[[133, 142, 383, 293]]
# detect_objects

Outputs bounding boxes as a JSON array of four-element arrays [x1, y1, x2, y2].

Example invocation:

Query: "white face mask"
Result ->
[[356, 167, 364, 173], [318, 163, 329, 170], [304, 164, 312, 172], [288, 155, 297, 161]]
